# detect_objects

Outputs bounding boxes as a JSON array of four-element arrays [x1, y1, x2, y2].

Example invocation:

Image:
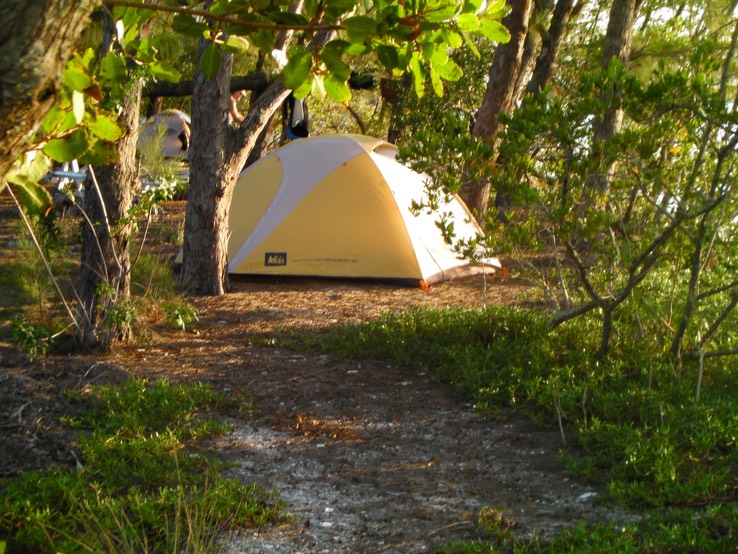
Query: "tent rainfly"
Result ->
[[227, 134, 500, 285]]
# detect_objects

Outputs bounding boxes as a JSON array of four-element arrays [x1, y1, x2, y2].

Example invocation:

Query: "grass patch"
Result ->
[[0, 378, 285, 553], [286, 305, 738, 550]]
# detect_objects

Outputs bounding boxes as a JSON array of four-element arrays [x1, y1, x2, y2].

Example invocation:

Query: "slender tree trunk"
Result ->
[[526, 0, 579, 95], [78, 79, 141, 349], [0, 0, 96, 180], [459, 0, 534, 220], [587, 0, 641, 194]]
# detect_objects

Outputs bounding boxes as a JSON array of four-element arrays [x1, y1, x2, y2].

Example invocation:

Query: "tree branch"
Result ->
[[145, 73, 269, 98]]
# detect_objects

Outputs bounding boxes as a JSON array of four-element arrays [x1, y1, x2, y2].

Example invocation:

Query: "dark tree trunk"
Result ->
[[526, 0, 579, 95], [78, 79, 141, 349], [459, 0, 534, 219], [588, 0, 641, 194], [0, 0, 96, 180]]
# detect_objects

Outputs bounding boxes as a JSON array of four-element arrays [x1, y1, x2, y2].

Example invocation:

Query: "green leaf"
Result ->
[[293, 76, 313, 99], [283, 45, 312, 90], [445, 30, 463, 49], [433, 58, 463, 81], [5, 153, 53, 216], [425, 4, 458, 22], [485, 0, 509, 17], [43, 130, 90, 162], [149, 61, 181, 82], [88, 114, 124, 142], [320, 49, 351, 81], [64, 68, 93, 92], [429, 65, 444, 96], [456, 13, 480, 31], [13, 180, 54, 217], [409, 51, 425, 97], [99, 52, 127, 83], [376, 45, 400, 69], [172, 14, 208, 38], [72, 90, 85, 125], [224, 34, 250, 52], [80, 139, 118, 166], [477, 18, 510, 43], [200, 44, 222, 79], [343, 16, 377, 34], [324, 74, 351, 103]]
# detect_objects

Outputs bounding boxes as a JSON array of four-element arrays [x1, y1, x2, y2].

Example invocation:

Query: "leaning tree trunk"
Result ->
[[526, 0, 580, 96], [587, 0, 641, 194], [459, 0, 534, 220], [78, 79, 142, 349], [0, 0, 96, 181]]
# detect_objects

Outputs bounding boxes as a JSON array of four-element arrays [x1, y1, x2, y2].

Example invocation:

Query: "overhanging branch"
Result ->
[[145, 72, 269, 98]]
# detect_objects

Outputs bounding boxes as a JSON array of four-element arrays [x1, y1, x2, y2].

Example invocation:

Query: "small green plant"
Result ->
[[163, 300, 199, 331], [0, 378, 285, 553], [104, 299, 138, 336], [10, 317, 53, 359]]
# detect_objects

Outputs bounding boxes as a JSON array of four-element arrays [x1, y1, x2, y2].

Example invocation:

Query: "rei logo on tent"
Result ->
[[265, 252, 287, 266]]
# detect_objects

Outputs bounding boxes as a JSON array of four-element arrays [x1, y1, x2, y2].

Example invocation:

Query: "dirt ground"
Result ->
[[0, 197, 629, 552]]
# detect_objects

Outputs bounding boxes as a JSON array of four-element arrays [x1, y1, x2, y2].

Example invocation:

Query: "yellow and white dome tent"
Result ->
[[227, 134, 500, 285]]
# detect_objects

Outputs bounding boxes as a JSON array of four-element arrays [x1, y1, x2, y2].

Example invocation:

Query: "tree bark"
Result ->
[[587, 0, 641, 194], [179, 46, 290, 295], [526, 0, 579, 95], [459, 0, 534, 219], [0, 0, 97, 181], [78, 77, 142, 349]]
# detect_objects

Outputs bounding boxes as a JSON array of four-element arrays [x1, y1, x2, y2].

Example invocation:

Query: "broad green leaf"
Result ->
[[456, 13, 480, 31], [324, 74, 351, 103], [72, 90, 85, 124], [13, 180, 53, 217], [64, 68, 93, 92], [224, 34, 250, 52], [81, 139, 118, 166], [376, 45, 400, 69], [42, 104, 78, 135], [425, 4, 458, 22], [485, 0, 509, 17], [200, 44, 222, 78], [429, 65, 444, 96], [99, 53, 127, 83], [149, 61, 181, 82], [293, 76, 313, 99], [430, 47, 449, 66], [422, 41, 436, 60], [43, 130, 90, 162], [172, 14, 208, 38], [5, 153, 53, 216], [409, 51, 425, 97], [320, 49, 351, 81], [445, 30, 463, 49], [283, 45, 312, 90], [89, 114, 124, 142], [5, 152, 51, 189], [478, 18, 510, 43], [343, 16, 378, 34], [346, 42, 369, 56], [434, 58, 463, 81]]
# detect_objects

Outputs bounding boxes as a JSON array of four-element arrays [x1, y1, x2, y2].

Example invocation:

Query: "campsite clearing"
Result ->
[[0, 196, 627, 551]]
